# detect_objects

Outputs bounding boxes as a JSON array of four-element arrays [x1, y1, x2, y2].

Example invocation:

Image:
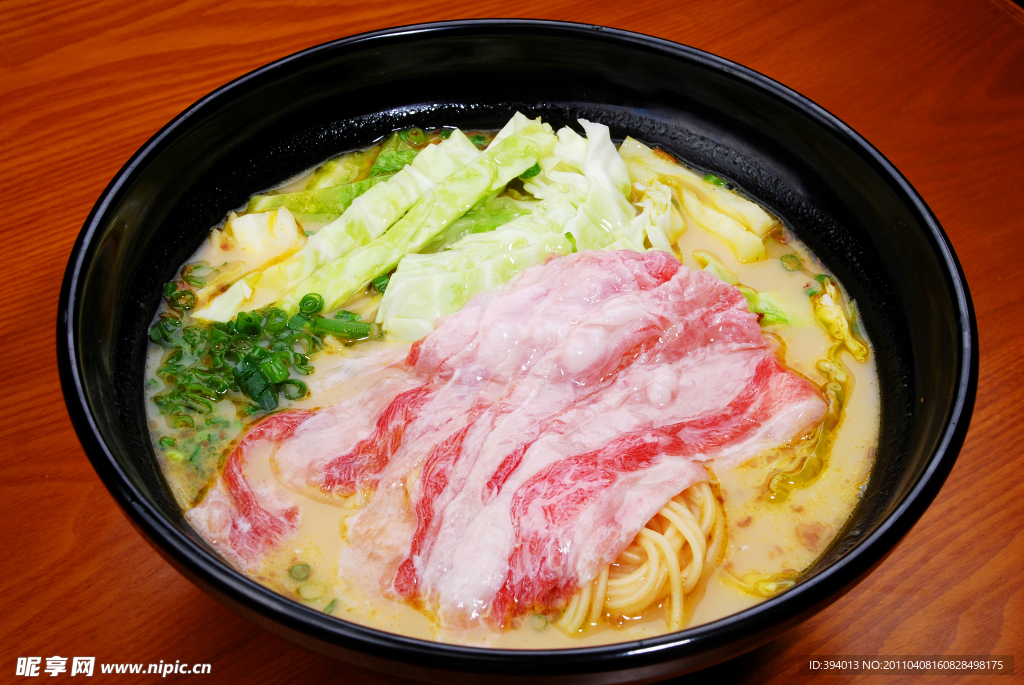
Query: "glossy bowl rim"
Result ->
[[57, 18, 978, 675]]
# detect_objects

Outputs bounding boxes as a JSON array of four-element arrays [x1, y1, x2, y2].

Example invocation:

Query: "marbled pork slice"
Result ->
[[389, 254, 722, 611], [337, 250, 681, 592], [397, 262, 825, 626], [271, 345, 419, 500], [186, 410, 314, 571], [489, 353, 825, 625]]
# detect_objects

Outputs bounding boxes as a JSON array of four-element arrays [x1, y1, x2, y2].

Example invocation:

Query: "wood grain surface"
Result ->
[[1, 0, 1022, 682]]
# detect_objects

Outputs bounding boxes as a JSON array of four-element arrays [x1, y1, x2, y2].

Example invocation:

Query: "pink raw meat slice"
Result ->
[[337, 251, 684, 588], [396, 257, 824, 625], [491, 354, 824, 625], [186, 410, 314, 570], [325, 250, 826, 629], [270, 344, 419, 499]]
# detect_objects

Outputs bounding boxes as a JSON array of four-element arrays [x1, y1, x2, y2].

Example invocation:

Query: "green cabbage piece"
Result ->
[[376, 119, 657, 341], [369, 150, 418, 177], [277, 118, 557, 314], [628, 180, 684, 254], [420, 195, 537, 253], [245, 175, 391, 223], [522, 121, 644, 252], [619, 137, 777, 262], [378, 217, 571, 340], [738, 286, 791, 325], [305, 148, 379, 190]]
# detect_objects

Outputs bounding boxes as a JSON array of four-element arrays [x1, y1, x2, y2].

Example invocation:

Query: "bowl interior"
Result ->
[[61, 21, 974, 682]]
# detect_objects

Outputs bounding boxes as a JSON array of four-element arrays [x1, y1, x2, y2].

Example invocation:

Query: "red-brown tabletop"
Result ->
[[2, 0, 1021, 683]]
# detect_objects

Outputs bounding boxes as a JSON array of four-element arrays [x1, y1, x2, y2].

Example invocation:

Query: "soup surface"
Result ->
[[144, 115, 878, 647]]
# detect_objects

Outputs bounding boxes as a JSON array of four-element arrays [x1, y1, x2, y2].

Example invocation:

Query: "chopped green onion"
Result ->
[[263, 307, 288, 334], [312, 316, 372, 339], [290, 563, 311, 581], [402, 127, 427, 146], [438, 129, 452, 139], [284, 331, 316, 355], [323, 599, 337, 614], [565, 232, 578, 253], [703, 173, 726, 186], [182, 264, 220, 288], [781, 254, 802, 271], [470, 134, 488, 147], [519, 162, 541, 179], [299, 293, 324, 315], [185, 383, 217, 400], [287, 314, 311, 331], [333, 310, 360, 321], [170, 290, 197, 310], [181, 393, 214, 414], [172, 415, 194, 429], [149, 323, 173, 346], [163, 282, 177, 298], [182, 326, 205, 351], [248, 345, 271, 361], [235, 311, 263, 337], [254, 387, 278, 411], [158, 436, 176, 448], [371, 273, 390, 294], [259, 358, 289, 384], [280, 379, 308, 401]]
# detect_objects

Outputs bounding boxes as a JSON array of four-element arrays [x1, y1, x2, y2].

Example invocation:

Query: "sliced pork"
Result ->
[[327, 250, 827, 627], [186, 410, 314, 570]]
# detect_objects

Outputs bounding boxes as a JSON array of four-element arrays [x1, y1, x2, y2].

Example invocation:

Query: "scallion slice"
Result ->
[[287, 313, 311, 331], [312, 316, 372, 339], [333, 310, 360, 321], [170, 290, 197, 310], [299, 293, 324, 315], [371, 273, 390, 294], [263, 307, 288, 334], [259, 358, 289, 384], [781, 254, 802, 271], [519, 162, 541, 179], [280, 379, 308, 401]]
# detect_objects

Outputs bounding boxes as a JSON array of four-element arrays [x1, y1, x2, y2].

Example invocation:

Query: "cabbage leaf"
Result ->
[[277, 117, 557, 314], [378, 217, 571, 340], [618, 137, 778, 261]]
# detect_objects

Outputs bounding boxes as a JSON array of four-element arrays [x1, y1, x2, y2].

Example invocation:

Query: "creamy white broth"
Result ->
[[144, 131, 879, 648]]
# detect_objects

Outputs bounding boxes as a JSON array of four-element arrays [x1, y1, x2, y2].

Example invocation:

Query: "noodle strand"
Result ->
[[557, 480, 724, 635]]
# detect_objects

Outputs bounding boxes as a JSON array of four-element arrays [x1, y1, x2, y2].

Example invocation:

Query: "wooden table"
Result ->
[[2, 0, 1021, 682]]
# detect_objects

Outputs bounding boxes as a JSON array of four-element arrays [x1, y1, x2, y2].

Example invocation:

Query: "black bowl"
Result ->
[[58, 19, 977, 684]]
